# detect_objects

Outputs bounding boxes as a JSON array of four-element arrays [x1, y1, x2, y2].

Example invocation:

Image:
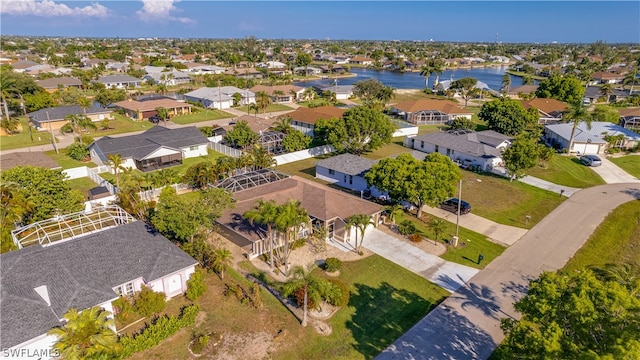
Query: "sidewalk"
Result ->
[[519, 175, 581, 197]]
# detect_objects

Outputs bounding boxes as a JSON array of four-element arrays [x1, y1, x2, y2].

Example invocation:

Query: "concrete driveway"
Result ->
[[421, 207, 528, 246], [589, 157, 640, 184]]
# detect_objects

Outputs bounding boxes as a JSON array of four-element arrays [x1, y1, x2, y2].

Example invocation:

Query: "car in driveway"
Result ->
[[580, 155, 602, 167], [149, 115, 160, 124], [440, 198, 471, 215]]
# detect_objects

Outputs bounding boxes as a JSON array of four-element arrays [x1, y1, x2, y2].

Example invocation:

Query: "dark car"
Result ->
[[580, 155, 602, 167], [149, 115, 160, 124], [440, 198, 471, 215]]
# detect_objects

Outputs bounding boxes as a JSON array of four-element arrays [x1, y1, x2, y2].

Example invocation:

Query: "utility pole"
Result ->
[[217, 79, 222, 111], [46, 111, 58, 154], [455, 179, 462, 238]]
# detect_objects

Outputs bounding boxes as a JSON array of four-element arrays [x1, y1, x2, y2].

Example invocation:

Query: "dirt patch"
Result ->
[[212, 332, 274, 360], [379, 223, 447, 256]]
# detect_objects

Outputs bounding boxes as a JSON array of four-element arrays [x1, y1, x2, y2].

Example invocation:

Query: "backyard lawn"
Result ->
[[66, 177, 100, 200], [460, 170, 565, 229], [527, 154, 606, 188], [0, 118, 55, 150], [236, 103, 293, 114], [361, 138, 408, 160], [170, 108, 235, 124], [45, 150, 96, 169], [609, 155, 640, 179]]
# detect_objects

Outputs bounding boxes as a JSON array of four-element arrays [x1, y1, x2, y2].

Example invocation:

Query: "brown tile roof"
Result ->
[[113, 99, 192, 112], [619, 108, 640, 117], [0, 152, 61, 170], [508, 85, 538, 95], [521, 98, 568, 114], [286, 106, 345, 125], [249, 85, 303, 96], [392, 99, 472, 115], [36, 77, 82, 89], [218, 176, 382, 242], [592, 72, 624, 80], [222, 115, 279, 133]]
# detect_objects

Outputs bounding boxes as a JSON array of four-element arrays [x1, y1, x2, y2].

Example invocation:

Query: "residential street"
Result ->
[[377, 183, 640, 360]]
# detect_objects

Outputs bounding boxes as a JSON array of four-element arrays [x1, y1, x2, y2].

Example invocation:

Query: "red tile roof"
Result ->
[[392, 99, 472, 114]]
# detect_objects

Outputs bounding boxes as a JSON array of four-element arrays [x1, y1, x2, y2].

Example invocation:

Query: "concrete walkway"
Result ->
[[377, 183, 640, 360], [519, 175, 581, 197], [421, 207, 528, 246], [361, 228, 480, 293], [590, 157, 640, 184]]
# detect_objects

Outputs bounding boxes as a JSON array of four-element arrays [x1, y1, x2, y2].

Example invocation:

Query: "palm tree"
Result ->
[[346, 214, 373, 255], [107, 153, 124, 189], [77, 96, 92, 114], [563, 101, 592, 154], [63, 113, 97, 145], [600, 83, 614, 103], [501, 74, 512, 95], [255, 91, 272, 115], [0, 117, 20, 135], [274, 200, 309, 275], [1, 181, 33, 226], [273, 90, 285, 103], [289, 88, 299, 103], [270, 115, 292, 134], [249, 145, 275, 169], [48, 306, 118, 360], [590, 263, 640, 297], [419, 64, 434, 89], [376, 86, 396, 109], [521, 74, 534, 85], [248, 102, 260, 117], [431, 59, 446, 86], [155, 107, 169, 127], [302, 87, 316, 101], [384, 203, 404, 225], [211, 247, 233, 279], [244, 199, 279, 268], [282, 264, 325, 327], [428, 218, 447, 245]]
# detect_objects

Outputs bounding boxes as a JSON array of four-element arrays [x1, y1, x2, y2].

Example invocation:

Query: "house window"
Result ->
[[349, 175, 353, 185], [421, 141, 424, 148], [344, 175, 347, 182], [189, 145, 198, 151], [435, 145, 439, 152], [114, 281, 135, 296], [446, 148, 451, 155], [329, 169, 335, 175]]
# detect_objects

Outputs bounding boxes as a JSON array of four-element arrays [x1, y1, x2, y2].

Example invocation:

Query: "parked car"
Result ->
[[440, 198, 471, 215], [149, 115, 160, 124], [580, 155, 602, 167]]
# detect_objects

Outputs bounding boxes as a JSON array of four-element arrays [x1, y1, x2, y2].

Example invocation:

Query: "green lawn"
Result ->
[[361, 138, 408, 160], [275, 156, 328, 182], [236, 103, 293, 114], [396, 212, 506, 269], [45, 150, 96, 169], [609, 155, 640, 179], [527, 154, 606, 188], [460, 170, 565, 229], [66, 177, 100, 200], [1, 118, 56, 150], [170, 109, 235, 124], [564, 201, 640, 271]]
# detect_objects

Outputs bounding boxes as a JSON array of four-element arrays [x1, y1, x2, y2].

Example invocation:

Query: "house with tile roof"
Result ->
[[95, 75, 142, 89], [286, 106, 345, 135], [544, 121, 640, 154], [619, 108, 640, 130], [521, 98, 568, 124], [112, 98, 192, 121], [88, 126, 209, 171], [0, 152, 61, 171], [28, 105, 113, 131], [249, 85, 305, 103], [184, 86, 255, 110], [591, 71, 625, 84], [35, 77, 83, 93], [0, 218, 197, 356], [506, 84, 539, 99], [142, 70, 193, 86], [405, 130, 512, 171], [217, 174, 382, 258], [391, 99, 473, 125]]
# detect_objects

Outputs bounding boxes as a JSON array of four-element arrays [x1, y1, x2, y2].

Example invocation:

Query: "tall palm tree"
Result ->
[[600, 83, 614, 103], [249, 145, 275, 169], [522, 74, 534, 85], [107, 153, 124, 189], [211, 247, 233, 279], [501, 74, 512, 95], [282, 264, 325, 327], [244, 199, 279, 268], [77, 96, 92, 114], [255, 91, 272, 115], [270, 115, 292, 134], [346, 214, 374, 255], [563, 101, 592, 154], [428, 218, 447, 245], [289, 88, 298, 103], [376, 86, 396, 109], [274, 200, 309, 275], [248, 102, 260, 117], [155, 107, 169, 127], [384, 203, 404, 225], [431, 59, 446, 86], [302, 87, 316, 101], [63, 113, 97, 146], [48, 306, 118, 360], [419, 64, 434, 89], [590, 263, 640, 297]]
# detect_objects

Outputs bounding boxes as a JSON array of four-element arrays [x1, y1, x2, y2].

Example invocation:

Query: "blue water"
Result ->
[[294, 66, 524, 92]]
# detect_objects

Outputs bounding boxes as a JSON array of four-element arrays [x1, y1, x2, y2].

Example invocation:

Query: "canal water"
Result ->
[[294, 66, 525, 92]]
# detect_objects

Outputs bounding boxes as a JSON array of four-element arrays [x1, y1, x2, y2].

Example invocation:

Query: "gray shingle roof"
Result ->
[[545, 121, 640, 143], [28, 105, 110, 122], [96, 75, 142, 84], [316, 153, 377, 176], [413, 130, 511, 158], [89, 126, 209, 160], [0, 221, 197, 348]]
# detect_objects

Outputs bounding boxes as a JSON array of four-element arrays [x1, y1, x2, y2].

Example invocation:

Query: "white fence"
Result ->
[[87, 168, 117, 195], [138, 183, 192, 201], [63, 166, 91, 180], [273, 145, 336, 166], [209, 142, 243, 158], [392, 126, 419, 137]]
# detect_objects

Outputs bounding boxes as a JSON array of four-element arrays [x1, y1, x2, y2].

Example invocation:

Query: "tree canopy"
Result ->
[[365, 152, 462, 217], [478, 98, 540, 136], [449, 77, 478, 107], [502, 136, 541, 180], [322, 106, 395, 155], [223, 120, 259, 149], [498, 269, 640, 360], [535, 74, 586, 104], [282, 129, 312, 152]]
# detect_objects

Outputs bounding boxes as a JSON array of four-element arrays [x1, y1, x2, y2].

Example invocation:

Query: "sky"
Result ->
[[1, 1, 639, 43]]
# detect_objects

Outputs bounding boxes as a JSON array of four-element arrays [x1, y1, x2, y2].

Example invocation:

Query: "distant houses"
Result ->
[[184, 86, 255, 110], [28, 105, 113, 131]]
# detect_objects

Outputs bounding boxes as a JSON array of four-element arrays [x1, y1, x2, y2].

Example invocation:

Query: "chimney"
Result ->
[[34, 285, 51, 306]]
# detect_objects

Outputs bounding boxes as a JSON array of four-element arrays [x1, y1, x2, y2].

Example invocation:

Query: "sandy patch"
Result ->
[[211, 332, 274, 360]]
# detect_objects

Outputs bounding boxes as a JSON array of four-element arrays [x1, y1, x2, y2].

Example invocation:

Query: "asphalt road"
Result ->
[[377, 183, 640, 360]]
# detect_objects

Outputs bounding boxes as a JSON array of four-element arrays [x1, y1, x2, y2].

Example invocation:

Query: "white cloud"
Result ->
[[0, 0, 109, 18], [136, 0, 194, 24]]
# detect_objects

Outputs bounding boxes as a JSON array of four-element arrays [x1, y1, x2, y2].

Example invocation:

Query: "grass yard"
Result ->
[[389, 91, 446, 103], [66, 177, 100, 200], [45, 150, 96, 169], [563, 200, 640, 271], [170, 109, 235, 124], [275, 156, 331, 183], [236, 103, 294, 114], [361, 138, 408, 160], [609, 155, 640, 179], [0, 118, 56, 150], [527, 154, 606, 188], [396, 212, 506, 269], [88, 113, 151, 137], [460, 170, 565, 229]]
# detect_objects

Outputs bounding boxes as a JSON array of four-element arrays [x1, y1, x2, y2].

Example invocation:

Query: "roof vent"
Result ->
[[34, 285, 51, 306]]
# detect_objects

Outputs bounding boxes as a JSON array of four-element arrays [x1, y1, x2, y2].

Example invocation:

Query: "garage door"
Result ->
[[574, 143, 600, 155], [166, 274, 182, 294]]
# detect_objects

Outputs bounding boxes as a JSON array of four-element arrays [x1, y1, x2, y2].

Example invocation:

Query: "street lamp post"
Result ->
[[455, 179, 462, 238]]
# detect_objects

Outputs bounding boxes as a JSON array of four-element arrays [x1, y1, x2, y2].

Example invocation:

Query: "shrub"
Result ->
[[398, 220, 416, 235], [190, 333, 210, 354], [408, 233, 423, 242], [186, 269, 206, 301], [112, 296, 135, 323], [325, 278, 350, 307], [134, 286, 166, 317], [323, 257, 342, 272], [290, 237, 307, 250], [294, 287, 318, 310], [66, 142, 89, 161]]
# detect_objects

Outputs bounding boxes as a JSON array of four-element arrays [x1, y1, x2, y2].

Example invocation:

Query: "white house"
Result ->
[[316, 153, 385, 197], [143, 70, 192, 85], [1, 215, 197, 359], [95, 75, 142, 89], [544, 121, 640, 154], [88, 126, 209, 171], [184, 86, 255, 109], [405, 130, 513, 171]]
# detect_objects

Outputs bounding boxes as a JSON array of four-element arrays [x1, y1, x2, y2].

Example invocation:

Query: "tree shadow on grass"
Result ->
[[346, 282, 437, 359]]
